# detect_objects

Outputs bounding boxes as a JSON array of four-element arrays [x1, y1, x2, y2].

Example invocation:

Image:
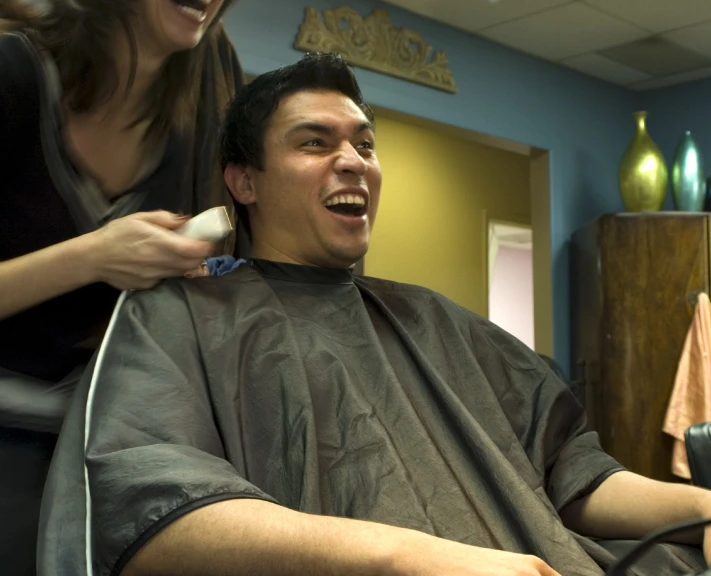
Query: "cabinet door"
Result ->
[[599, 214, 709, 482]]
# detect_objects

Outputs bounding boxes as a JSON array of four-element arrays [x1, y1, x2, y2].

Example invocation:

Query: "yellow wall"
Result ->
[[365, 112, 531, 317]]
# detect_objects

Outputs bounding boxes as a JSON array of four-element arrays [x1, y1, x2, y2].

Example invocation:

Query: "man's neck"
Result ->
[[250, 243, 307, 266], [249, 242, 357, 270]]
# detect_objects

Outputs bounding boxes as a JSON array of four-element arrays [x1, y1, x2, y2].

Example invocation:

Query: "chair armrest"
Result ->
[[0, 368, 81, 433], [685, 422, 711, 489]]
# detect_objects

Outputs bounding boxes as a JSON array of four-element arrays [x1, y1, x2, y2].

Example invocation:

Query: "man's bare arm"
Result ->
[[560, 471, 711, 561], [122, 498, 561, 576], [122, 499, 396, 576]]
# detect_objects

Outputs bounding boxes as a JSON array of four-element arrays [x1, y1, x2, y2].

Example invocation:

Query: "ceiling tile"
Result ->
[[380, 0, 572, 32], [627, 66, 711, 90], [600, 36, 711, 76], [664, 21, 711, 58], [584, 0, 711, 34], [478, 3, 648, 61], [562, 53, 651, 85]]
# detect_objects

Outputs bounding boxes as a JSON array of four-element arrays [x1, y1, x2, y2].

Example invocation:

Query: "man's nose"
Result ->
[[334, 144, 367, 175]]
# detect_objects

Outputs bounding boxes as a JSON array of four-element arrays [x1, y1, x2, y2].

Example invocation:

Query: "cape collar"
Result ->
[[247, 259, 354, 286]]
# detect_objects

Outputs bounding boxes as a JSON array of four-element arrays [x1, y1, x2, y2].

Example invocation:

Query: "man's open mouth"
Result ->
[[324, 194, 368, 217]]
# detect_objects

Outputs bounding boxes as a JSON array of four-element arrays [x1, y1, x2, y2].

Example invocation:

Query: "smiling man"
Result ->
[[221, 69, 381, 269], [39, 54, 711, 576]]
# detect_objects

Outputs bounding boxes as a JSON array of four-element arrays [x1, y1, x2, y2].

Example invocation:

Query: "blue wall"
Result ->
[[223, 0, 640, 373]]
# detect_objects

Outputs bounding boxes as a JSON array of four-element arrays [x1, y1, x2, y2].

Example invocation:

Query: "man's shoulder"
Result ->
[[358, 275, 543, 373], [357, 275, 483, 321], [127, 266, 257, 310], [357, 275, 458, 302]]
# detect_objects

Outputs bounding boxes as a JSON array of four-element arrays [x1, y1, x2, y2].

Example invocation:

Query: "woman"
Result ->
[[0, 1, 242, 573]]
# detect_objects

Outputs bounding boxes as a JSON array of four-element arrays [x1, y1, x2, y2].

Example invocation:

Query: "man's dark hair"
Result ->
[[219, 52, 374, 238]]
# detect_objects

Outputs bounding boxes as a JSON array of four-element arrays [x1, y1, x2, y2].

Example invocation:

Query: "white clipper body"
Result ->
[[177, 206, 233, 242]]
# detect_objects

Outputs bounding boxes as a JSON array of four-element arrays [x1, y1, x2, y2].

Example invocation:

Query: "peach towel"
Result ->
[[663, 292, 711, 479]]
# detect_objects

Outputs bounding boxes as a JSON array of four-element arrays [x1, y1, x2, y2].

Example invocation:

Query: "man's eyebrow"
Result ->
[[355, 121, 375, 135], [285, 121, 375, 139], [286, 122, 333, 138]]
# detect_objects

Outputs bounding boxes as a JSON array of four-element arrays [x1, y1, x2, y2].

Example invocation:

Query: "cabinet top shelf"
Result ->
[[607, 212, 708, 218]]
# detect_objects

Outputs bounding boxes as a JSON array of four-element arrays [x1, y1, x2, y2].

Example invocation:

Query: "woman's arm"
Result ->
[[0, 212, 213, 320], [0, 234, 97, 320]]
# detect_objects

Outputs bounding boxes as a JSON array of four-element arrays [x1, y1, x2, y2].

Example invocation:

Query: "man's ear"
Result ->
[[224, 164, 257, 206]]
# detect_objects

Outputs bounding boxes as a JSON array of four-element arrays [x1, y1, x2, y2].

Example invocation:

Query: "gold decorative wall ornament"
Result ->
[[294, 6, 457, 94]]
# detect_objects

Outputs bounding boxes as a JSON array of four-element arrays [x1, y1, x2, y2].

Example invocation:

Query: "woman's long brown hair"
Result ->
[[1, 0, 236, 137]]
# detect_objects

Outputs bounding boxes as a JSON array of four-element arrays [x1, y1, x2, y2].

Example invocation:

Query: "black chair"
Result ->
[[686, 422, 711, 490]]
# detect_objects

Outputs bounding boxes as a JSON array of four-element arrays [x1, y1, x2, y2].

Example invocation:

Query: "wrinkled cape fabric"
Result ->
[[38, 261, 705, 576]]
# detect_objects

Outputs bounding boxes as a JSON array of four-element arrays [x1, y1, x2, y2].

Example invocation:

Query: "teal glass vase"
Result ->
[[672, 131, 705, 212]]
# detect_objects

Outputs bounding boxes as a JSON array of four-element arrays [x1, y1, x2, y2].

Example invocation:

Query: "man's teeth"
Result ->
[[324, 195, 366, 207]]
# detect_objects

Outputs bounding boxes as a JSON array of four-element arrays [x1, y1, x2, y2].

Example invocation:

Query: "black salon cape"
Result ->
[[38, 260, 704, 576]]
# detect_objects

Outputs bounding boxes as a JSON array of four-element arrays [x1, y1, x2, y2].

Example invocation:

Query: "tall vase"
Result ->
[[619, 111, 668, 212], [672, 131, 705, 212]]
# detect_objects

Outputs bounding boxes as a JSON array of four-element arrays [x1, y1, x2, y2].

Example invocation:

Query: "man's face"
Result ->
[[236, 89, 382, 268]]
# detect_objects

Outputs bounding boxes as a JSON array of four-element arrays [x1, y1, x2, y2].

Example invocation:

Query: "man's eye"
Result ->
[[358, 140, 374, 150], [303, 139, 325, 147]]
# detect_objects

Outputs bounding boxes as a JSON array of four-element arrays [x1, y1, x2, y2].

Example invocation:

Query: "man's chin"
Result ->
[[324, 245, 369, 269]]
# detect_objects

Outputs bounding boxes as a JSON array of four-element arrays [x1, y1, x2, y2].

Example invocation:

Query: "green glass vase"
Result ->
[[619, 111, 668, 212]]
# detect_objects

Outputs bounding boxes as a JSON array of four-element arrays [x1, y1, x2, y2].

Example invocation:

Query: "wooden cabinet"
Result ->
[[571, 213, 710, 482]]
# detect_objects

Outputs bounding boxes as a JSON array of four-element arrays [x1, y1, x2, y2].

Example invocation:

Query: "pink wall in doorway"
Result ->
[[489, 246, 534, 349]]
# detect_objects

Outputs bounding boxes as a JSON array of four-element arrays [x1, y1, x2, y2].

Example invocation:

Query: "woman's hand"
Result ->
[[86, 211, 214, 290], [184, 262, 210, 279]]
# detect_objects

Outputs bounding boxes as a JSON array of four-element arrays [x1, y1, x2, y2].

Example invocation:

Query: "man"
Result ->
[[39, 53, 710, 576]]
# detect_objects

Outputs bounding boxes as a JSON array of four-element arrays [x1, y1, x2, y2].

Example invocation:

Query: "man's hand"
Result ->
[[393, 530, 562, 576], [697, 492, 711, 566]]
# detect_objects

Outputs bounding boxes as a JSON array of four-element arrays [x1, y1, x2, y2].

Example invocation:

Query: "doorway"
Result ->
[[488, 222, 534, 350], [364, 106, 552, 356]]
